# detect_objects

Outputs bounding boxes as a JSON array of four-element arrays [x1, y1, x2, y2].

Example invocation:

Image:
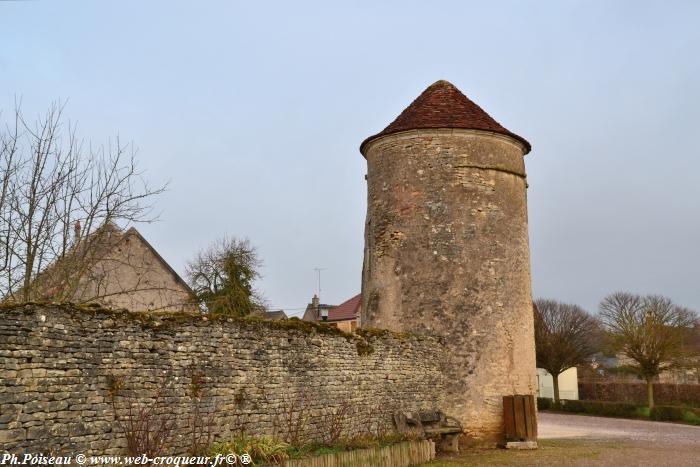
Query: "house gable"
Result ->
[[74, 227, 195, 312]]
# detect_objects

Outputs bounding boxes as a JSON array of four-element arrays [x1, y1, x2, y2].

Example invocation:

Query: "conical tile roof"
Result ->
[[360, 80, 530, 155]]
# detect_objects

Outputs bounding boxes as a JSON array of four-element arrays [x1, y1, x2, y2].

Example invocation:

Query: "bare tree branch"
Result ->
[[599, 291, 698, 408], [534, 298, 601, 404], [0, 101, 167, 303]]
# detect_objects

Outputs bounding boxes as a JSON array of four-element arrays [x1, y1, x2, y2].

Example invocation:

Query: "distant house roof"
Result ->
[[121, 227, 194, 296], [302, 294, 360, 323], [262, 310, 287, 320], [328, 294, 361, 322], [30, 222, 123, 292], [360, 80, 530, 155], [302, 300, 335, 322]]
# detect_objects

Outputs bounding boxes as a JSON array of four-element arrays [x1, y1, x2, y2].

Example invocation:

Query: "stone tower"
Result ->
[[360, 80, 537, 444]]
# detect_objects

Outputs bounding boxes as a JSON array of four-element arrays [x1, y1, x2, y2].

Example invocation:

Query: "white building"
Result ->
[[537, 367, 579, 401]]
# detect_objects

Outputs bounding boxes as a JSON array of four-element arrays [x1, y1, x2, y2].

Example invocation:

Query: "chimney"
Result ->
[[311, 294, 320, 308]]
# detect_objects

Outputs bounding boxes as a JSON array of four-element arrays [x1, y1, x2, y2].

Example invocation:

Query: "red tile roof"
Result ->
[[360, 80, 530, 155], [328, 294, 361, 322]]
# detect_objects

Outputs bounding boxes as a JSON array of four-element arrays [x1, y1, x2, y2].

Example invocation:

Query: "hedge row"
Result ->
[[538, 398, 644, 418], [537, 397, 700, 425], [649, 405, 700, 424], [579, 380, 700, 407]]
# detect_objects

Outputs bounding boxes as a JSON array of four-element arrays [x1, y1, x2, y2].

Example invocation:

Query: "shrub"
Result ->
[[537, 397, 554, 410], [186, 366, 215, 455], [317, 402, 351, 445], [635, 406, 651, 418], [108, 376, 175, 457], [209, 435, 289, 466], [285, 433, 420, 460], [650, 405, 683, 421], [682, 411, 700, 425], [377, 431, 422, 447], [274, 395, 311, 446], [286, 443, 346, 459], [650, 406, 700, 425]]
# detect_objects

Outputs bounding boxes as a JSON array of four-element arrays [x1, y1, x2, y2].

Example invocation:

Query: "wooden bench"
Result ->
[[394, 410, 463, 452]]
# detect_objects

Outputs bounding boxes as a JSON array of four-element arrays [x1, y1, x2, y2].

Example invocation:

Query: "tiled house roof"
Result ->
[[262, 310, 288, 320], [328, 294, 361, 321], [302, 294, 360, 323], [360, 80, 530, 154]]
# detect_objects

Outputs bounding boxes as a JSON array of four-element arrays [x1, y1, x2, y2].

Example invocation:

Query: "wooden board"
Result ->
[[503, 394, 538, 442], [524, 394, 537, 439], [514, 395, 527, 440], [503, 395, 516, 441]]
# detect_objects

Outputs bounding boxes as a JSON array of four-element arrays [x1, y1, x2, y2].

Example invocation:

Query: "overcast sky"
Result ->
[[2, 1, 699, 317]]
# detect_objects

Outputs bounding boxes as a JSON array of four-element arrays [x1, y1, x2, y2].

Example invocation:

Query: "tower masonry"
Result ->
[[360, 80, 537, 444]]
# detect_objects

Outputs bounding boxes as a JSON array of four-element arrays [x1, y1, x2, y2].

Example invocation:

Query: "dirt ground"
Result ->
[[426, 412, 700, 466]]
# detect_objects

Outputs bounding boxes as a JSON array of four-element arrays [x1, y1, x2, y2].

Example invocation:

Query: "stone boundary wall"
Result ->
[[0, 304, 447, 454]]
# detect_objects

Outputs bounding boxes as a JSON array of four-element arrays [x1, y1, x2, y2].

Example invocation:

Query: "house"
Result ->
[[302, 295, 336, 322], [302, 294, 360, 332], [593, 352, 700, 385], [262, 309, 288, 320], [30, 223, 196, 312]]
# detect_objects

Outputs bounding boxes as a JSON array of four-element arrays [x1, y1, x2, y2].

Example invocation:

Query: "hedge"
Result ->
[[537, 397, 553, 411], [537, 397, 700, 425], [650, 405, 700, 424], [579, 380, 700, 407], [557, 399, 644, 418]]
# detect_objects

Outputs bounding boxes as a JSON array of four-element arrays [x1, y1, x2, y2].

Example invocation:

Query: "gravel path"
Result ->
[[538, 411, 700, 445]]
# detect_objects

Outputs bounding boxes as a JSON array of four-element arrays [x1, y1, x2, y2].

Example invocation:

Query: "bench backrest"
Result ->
[[418, 411, 443, 423]]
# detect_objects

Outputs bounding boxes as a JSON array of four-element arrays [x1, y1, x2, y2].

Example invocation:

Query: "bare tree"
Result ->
[[534, 298, 601, 404], [185, 236, 266, 316], [0, 101, 166, 303], [599, 292, 698, 409], [0, 105, 22, 290]]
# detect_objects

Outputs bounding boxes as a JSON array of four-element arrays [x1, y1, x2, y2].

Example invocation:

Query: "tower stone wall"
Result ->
[[360, 82, 537, 445]]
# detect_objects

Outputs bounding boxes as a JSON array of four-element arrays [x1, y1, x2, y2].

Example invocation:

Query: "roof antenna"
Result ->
[[313, 267, 327, 301]]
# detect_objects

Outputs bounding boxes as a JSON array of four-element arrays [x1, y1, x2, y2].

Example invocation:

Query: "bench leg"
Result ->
[[438, 434, 460, 453]]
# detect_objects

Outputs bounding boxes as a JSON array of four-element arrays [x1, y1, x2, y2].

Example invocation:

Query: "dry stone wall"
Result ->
[[0, 304, 446, 454]]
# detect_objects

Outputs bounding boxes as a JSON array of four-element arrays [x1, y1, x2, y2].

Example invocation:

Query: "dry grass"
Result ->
[[426, 439, 700, 466], [427, 439, 620, 466]]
